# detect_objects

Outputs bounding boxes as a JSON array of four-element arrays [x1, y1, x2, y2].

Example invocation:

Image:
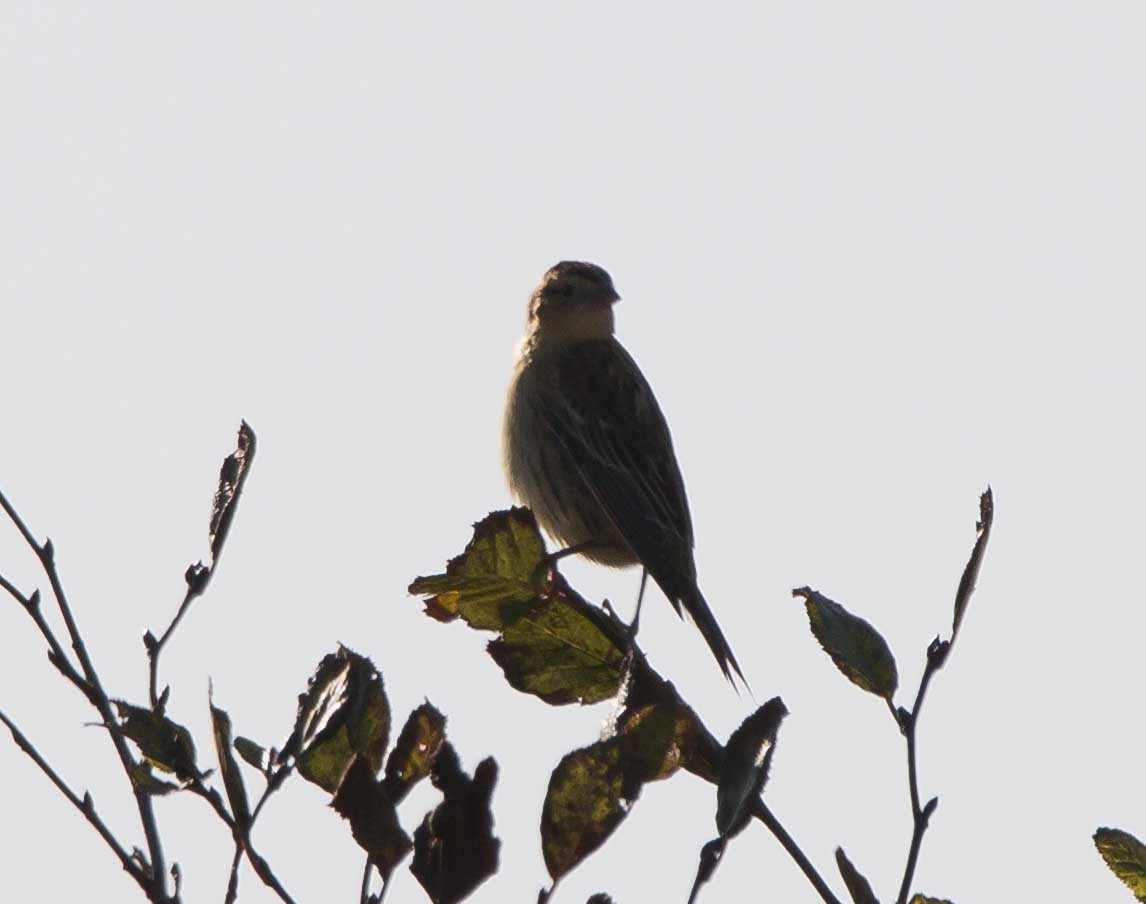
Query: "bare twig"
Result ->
[[0, 707, 151, 896], [224, 845, 243, 904], [0, 488, 172, 901], [894, 637, 948, 904]]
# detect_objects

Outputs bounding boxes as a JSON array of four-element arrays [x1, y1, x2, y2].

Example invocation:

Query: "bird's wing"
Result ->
[[540, 339, 696, 592]]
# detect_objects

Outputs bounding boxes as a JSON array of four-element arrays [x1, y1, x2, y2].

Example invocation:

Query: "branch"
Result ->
[[0, 707, 151, 896], [750, 799, 843, 904], [894, 637, 948, 904], [0, 488, 172, 902]]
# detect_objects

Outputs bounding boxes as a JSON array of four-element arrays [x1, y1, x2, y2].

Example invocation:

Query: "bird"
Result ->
[[502, 260, 747, 689]]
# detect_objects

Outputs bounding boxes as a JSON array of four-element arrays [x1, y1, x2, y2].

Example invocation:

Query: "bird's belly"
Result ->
[[504, 372, 637, 567]]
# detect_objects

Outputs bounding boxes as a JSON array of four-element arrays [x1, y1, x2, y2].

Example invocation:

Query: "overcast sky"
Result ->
[[2, 4, 1145, 903]]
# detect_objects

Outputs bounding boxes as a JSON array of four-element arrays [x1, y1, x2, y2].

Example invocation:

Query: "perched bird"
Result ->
[[503, 261, 747, 688]]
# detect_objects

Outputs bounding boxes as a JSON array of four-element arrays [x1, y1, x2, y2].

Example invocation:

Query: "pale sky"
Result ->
[[2, 4, 1144, 903]]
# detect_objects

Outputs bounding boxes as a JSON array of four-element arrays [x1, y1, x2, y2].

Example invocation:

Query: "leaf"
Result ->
[[617, 699, 699, 784], [409, 508, 547, 629], [287, 646, 391, 793], [794, 587, 899, 702], [486, 597, 625, 705], [209, 421, 257, 560], [952, 486, 993, 642], [410, 745, 500, 904], [1095, 827, 1146, 901], [209, 695, 251, 828], [234, 736, 267, 772], [384, 702, 447, 805], [541, 739, 629, 882], [837, 848, 880, 904], [908, 897, 955, 904], [332, 756, 412, 882], [715, 698, 788, 838], [114, 701, 201, 781], [587, 896, 616, 904], [128, 762, 182, 795]]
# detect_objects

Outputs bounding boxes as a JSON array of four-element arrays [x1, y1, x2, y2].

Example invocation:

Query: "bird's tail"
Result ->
[[679, 583, 750, 693]]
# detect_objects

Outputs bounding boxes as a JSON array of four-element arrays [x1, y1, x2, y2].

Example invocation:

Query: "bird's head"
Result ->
[[527, 261, 620, 339]]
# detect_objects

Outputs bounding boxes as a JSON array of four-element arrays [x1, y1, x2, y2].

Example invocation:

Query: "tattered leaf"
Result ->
[[1095, 827, 1146, 901], [114, 701, 200, 780], [410, 746, 500, 904], [952, 487, 993, 642], [795, 587, 898, 702], [332, 756, 412, 882], [384, 702, 447, 805], [234, 736, 267, 773], [837, 848, 880, 904], [715, 698, 787, 838], [487, 598, 625, 705], [209, 697, 251, 828], [288, 647, 391, 793], [409, 508, 546, 629], [209, 421, 256, 560], [542, 739, 629, 881]]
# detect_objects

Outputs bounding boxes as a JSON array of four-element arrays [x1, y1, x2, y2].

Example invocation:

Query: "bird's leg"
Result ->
[[532, 540, 599, 594]]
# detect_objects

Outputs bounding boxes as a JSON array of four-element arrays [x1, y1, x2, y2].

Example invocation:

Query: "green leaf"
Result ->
[[409, 508, 547, 629], [410, 745, 500, 904], [909, 897, 955, 904], [617, 699, 699, 784], [542, 739, 629, 881], [1095, 827, 1146, 901], [952, 487, 993, 642], [837, 848, 880, 904], [114, 701, 201, 781], [234, 736, 268, 773], [794, 587, 899, 702], [128, 762, 182, 795], [209, 694, 251, 828], [288, 646, 391, 793], [331, 756, 412, 882], [383, 702, 447, 805], [487, 597, 625, 705], [715, 698, 788, 838]]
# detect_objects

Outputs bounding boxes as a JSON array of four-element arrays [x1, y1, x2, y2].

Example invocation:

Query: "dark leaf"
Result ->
[[1095, 827, 1146, 901], [908, 897, 956, 904], [234, 736, 267, 773], [409, 508, 547, 629], [715, 698, 787, 838], [617, 699, 699, 784], [836, 848, 880, 904], [541, 739, 629, 881], [332, 756, 412, 882], [287, 647, 391, 793], [952, 487, 993, 642], [487, 597, 625, 705], [209, 695, 251, 828], [209, 421, 257, 560], [794, 587, 899, 702], [410, 748, 500, 904], [384, 702, 447, 805], [114, 701, 201, 781], [587, 896, 616, 904], [687, 838, 726, 904], [129, 762, 182, 795]]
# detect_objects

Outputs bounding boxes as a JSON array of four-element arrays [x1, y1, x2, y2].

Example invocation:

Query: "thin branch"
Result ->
[[750, 799, 843, 904], [224, 845, 243, 904], [894, 638, 948, 904], [0, 488, 172, 902], [148, 580, 203, 709], [0, 574, 94, 702], [0, 707, 150, 896]]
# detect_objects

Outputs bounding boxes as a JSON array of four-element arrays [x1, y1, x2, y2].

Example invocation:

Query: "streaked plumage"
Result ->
[[503, 261, 747, 688]]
